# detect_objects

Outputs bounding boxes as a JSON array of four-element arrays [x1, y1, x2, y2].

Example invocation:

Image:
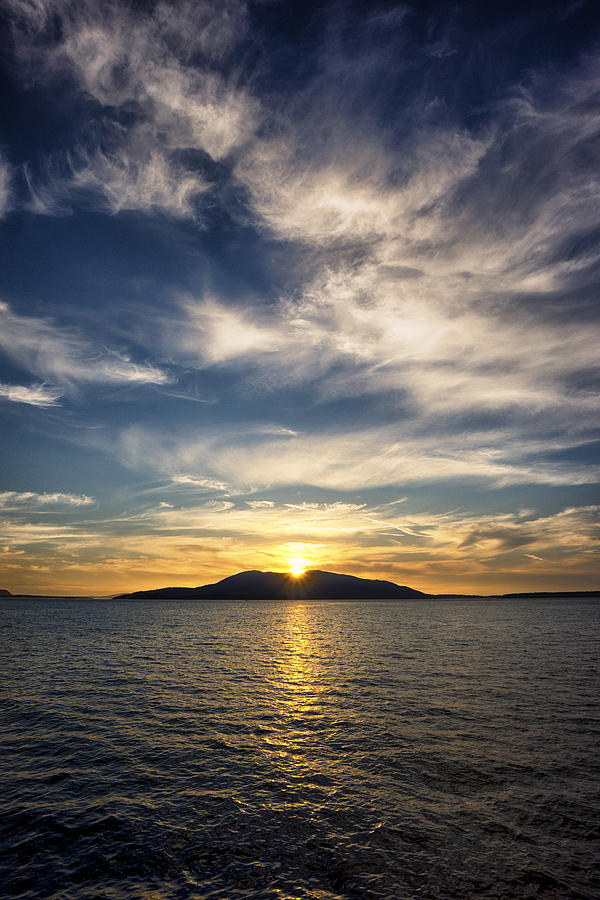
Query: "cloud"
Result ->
[[0, 381, 62, 406], [176, 296, 290, 365], [0, 520, 99, 550], [459, 526, 537, 552], [443, 506, 600, 563], [0, 490, 94, 507], [26, 146, 209, 218], [0, 301, 170, 389], [237, 123, 488, 246], [10, 2, 600, 439], [171, 474, 230, 491], [445, 57, 600, 293], [111, 421, 600, 493], [8, 0, 257, 218], [150, 49, 600, 478], [0, 154, 11, 216], [169, 265, 599, 436]]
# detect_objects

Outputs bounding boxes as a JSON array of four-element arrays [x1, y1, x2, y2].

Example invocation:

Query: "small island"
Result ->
[[114, 569, 428, 600]]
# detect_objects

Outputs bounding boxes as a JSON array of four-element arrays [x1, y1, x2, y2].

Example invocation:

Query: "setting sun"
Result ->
[[288, 559, 308, 577]]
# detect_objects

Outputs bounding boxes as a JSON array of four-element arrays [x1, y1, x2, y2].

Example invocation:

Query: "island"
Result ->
[[2, 577, 598, 601], [114, 569, 428, 600]]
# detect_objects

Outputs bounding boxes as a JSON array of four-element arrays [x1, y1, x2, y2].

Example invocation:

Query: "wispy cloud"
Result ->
[[0, 381, 62, 406], [111, 422, 599, 492], [176, 296, 289, 365], [237, 122, 488, 246], [171, 474, 230, 492], [8, 0, 256, 217], [150, 49, 600, 485], [0, 490, 94, 507], [10, 1, 600, 442], [0, 301, 169, 389], [26, 147, 210, 218], [0, 153, 11, 216]]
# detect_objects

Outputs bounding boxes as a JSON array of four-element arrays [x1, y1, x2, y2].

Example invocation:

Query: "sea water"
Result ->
[[1, 597, 599, 898]]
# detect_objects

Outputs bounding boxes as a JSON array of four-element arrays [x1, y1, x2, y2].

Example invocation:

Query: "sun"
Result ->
[[288, 558, 308, 577]]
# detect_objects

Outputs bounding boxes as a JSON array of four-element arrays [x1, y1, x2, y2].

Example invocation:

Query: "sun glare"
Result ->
[[289, 558, 308, 577]]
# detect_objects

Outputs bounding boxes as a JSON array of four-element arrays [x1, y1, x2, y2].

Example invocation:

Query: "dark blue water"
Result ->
[[1, 597, 599, 898]]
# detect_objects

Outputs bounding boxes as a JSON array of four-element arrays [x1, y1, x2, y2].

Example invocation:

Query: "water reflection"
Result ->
[[261, 604, 335, 799], [276, 603, 320, 693], [5, 598, 597, 899]]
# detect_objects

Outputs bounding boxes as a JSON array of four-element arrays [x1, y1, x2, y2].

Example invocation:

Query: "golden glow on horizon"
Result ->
[[1, 506, 597, 597]]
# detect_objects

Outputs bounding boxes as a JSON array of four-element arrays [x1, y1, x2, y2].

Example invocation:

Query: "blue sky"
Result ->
[[0, 0, 599, 595]]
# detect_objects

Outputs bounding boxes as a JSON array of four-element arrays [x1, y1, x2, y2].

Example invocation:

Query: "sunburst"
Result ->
[[288, 558, 308, 577]]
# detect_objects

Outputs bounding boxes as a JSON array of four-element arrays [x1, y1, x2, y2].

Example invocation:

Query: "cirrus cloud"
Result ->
[[0, 300, 170, 390]]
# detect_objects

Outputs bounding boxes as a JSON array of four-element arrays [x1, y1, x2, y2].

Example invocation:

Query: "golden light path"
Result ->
[[259, 603, 340, 809]]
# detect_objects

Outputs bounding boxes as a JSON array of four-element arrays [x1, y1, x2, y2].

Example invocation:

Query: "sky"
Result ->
[[0, 0, 599, 596]]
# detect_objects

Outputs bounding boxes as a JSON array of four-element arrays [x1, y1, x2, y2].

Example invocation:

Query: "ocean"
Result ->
[[1, 596, 599, 898]]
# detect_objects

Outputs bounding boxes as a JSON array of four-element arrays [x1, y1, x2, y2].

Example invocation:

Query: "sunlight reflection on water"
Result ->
[[1, 597, 599, 899]]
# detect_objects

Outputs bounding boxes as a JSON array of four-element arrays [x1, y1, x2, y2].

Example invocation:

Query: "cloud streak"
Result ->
[[0, 154, 11, 216], [111, 422, 599, 492], [0, 490, 94, 507], [0, 381, 62, 406], [0, 301, 169, 390]]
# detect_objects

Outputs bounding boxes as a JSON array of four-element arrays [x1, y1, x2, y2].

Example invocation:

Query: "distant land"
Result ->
[[113, 570, 599, 601], [115, 570, 427, 600], [1, 572, 598, 600], [0, 590, 97, 599]]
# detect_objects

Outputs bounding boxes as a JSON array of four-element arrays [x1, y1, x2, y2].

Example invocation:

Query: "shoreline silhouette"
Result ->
[[2, 571, 598, 601]]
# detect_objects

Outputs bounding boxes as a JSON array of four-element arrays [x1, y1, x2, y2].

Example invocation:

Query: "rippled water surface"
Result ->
[[1, 597, 599, 898]]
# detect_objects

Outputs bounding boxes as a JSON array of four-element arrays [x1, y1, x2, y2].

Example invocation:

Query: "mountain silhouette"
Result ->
[[115, 569, 427, 600]]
